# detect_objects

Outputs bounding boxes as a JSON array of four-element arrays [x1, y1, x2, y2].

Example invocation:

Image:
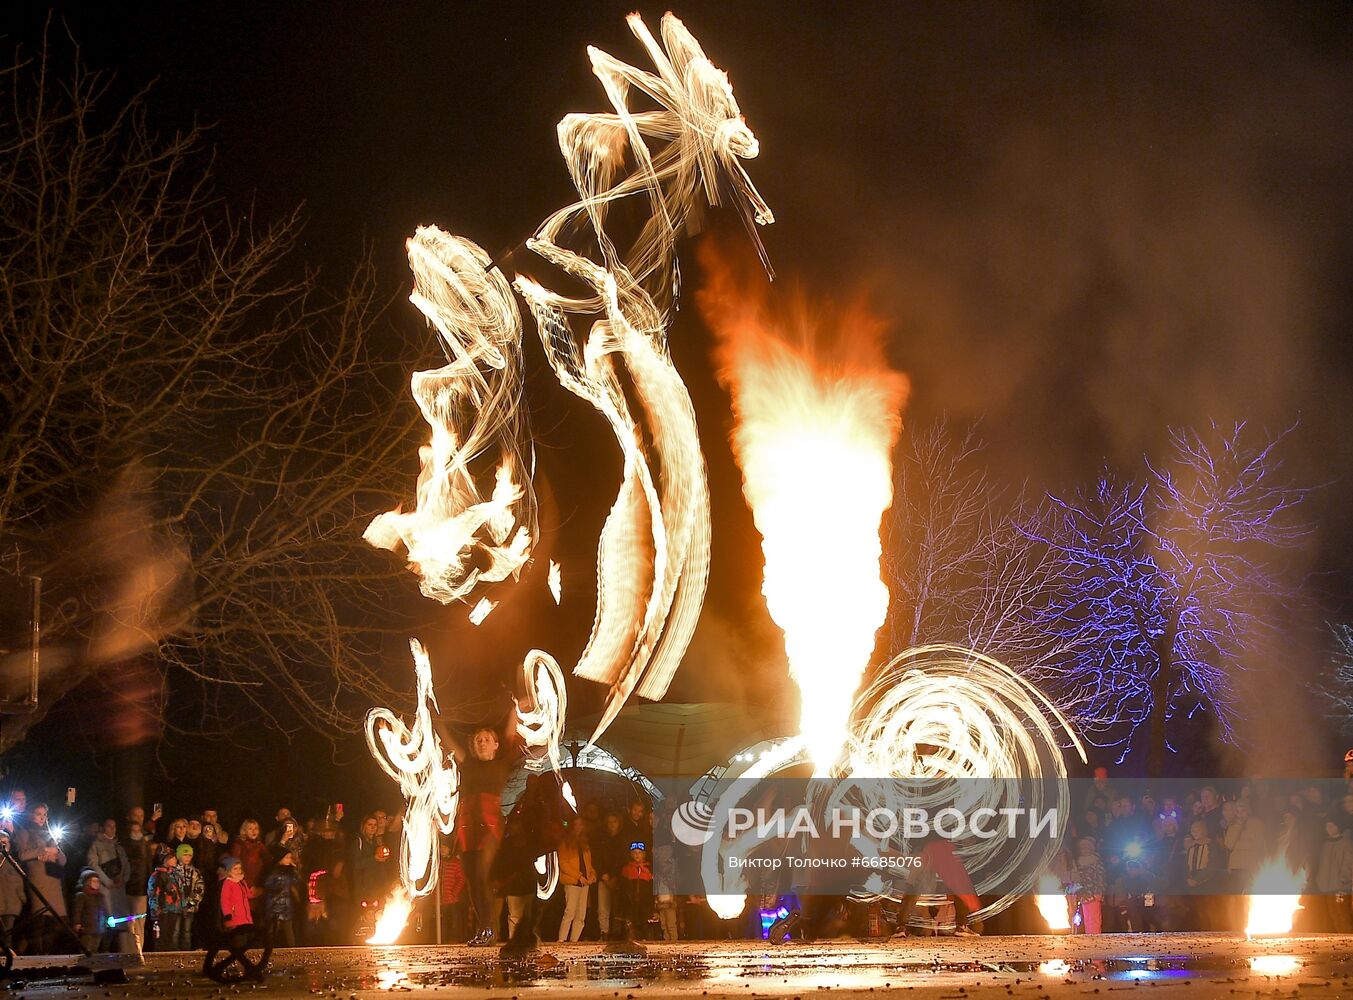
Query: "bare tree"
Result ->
[[0, 32, 422, 750], [883, 421, 1063, 669]]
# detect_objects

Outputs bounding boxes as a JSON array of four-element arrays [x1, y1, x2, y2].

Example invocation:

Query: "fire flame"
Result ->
[[703, 260, 908, 774], [366, 888, 414, 946], [1035, 875, 1070, 931], [1245, 860, 1304, 937]]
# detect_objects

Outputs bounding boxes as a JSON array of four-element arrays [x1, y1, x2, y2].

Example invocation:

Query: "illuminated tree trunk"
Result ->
[[1147, 619, 1177, 780]]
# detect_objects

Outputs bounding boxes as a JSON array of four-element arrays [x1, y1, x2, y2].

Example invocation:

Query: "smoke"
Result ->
[[704, 2, 1353, 771]]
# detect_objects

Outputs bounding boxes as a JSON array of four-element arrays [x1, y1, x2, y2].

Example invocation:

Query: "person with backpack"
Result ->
[[172, 844, 205, 950], [263, 848, 299, 947], [147, 847, 185, 950]]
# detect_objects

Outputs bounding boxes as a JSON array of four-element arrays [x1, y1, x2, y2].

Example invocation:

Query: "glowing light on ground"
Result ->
[[707, 894, 747, 920], [366, 887, 413, 945], [365, 640, 458, 896], [1245, 861, 1304, 937], [1035, 875, 1071, 931], [1039, 960, 1070, 977], [1249, 956, 1300, 976], [702, 267, 907, 774]]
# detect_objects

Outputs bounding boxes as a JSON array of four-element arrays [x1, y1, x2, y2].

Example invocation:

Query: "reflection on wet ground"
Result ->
[[7, 934, 1353, 998]]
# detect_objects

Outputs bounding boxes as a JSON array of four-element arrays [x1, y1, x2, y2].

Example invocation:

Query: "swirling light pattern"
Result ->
[[515, 12, 772, 744], [364, 12, 773, 944], [697, 646, 1084, 923], [364, 639, 459, 904], [842, 644, 1085, 922], [363, 228, 536, 617]]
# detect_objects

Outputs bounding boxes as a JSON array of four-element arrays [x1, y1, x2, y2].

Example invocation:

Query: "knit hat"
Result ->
[[176, 843, 194, 862], [219, 855, 240, 872], [79, 867, 99, 887]]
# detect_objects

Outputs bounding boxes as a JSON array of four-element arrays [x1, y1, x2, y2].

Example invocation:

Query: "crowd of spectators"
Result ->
[[5, 756, 1352, 953], [1047, 766, 1353, 934]]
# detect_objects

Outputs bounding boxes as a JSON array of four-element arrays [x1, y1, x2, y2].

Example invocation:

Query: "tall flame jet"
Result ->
[[702, 256, 908, 774]]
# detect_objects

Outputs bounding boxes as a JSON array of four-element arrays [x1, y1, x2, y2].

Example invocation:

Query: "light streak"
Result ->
[[514, 12, 772, 743], [842, 644, 1085, 923], [364, 228, 536, 609], [548, 560, 562, 604], [516, 650, 567, 774], [468, 597, 496, 626], [702, 263, 907, 775], [365, 639, 458, 906], [1245, 860, 1303, 937]]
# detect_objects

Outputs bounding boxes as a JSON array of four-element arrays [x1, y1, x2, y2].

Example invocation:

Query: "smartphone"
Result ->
[[153, 802, 162, 816], [335, 803, 344, 819], [65, 788, 76, 806]]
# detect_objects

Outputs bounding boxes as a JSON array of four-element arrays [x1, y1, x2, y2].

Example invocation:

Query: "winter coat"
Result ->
[[619, 859, 653, 922], [189, 835, 220, 880], [1224, 817, 1267, 874], [178, 864, 206, 913], [120, 835, 152, 897], [72, 889, 108, 934], [1313, 833, 1353, 894], [86, 836, 129, 889], [1074, 855, 1106, 900], [15, 824, 66, 917], [264, 866, 298, 922], [219, 876, 254, 927], [594, 832, 629, 879], [148, 865, 185, 916], [230, 837, 270, 887], [0, 855, 25, 917], [558, 839, 595, 887]]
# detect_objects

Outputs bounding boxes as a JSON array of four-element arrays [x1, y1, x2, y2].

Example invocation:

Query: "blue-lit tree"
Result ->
[[1027, 423, 1308, 775]]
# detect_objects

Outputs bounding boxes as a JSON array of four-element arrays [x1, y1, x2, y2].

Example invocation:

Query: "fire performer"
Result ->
[[443, 722, 518, 946]]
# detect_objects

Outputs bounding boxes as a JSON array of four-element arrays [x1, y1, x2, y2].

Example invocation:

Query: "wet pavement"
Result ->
[[8, 934, 1353, 999]]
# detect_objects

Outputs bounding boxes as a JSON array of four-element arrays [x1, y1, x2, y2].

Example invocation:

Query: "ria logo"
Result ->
[[670, 799, 718, 846]]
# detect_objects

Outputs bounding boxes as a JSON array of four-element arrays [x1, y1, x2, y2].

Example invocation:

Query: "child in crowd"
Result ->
[[264, 848, 299, 947], [148, 847, 185, 949], [618, 841, 654, 941], [219, 856, 255, 935], [174, 844, 205, 950], [72, 869, 111, 953], [1072, 837, 1105, 934]]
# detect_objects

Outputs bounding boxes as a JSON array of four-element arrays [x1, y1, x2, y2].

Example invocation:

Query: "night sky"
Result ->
[[8, 2, 1353, 816]]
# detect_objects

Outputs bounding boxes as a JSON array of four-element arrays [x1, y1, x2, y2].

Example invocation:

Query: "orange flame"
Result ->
[[701, 245, 909, 774], [1034, 875, 1070, 931], [1245, 860, 1303, 937], [366, 888, 414, 945]]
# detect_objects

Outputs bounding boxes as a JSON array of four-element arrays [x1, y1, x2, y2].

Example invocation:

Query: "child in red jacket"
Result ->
[[618, 842, 654, 940], [219, 856, 254, 932]]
